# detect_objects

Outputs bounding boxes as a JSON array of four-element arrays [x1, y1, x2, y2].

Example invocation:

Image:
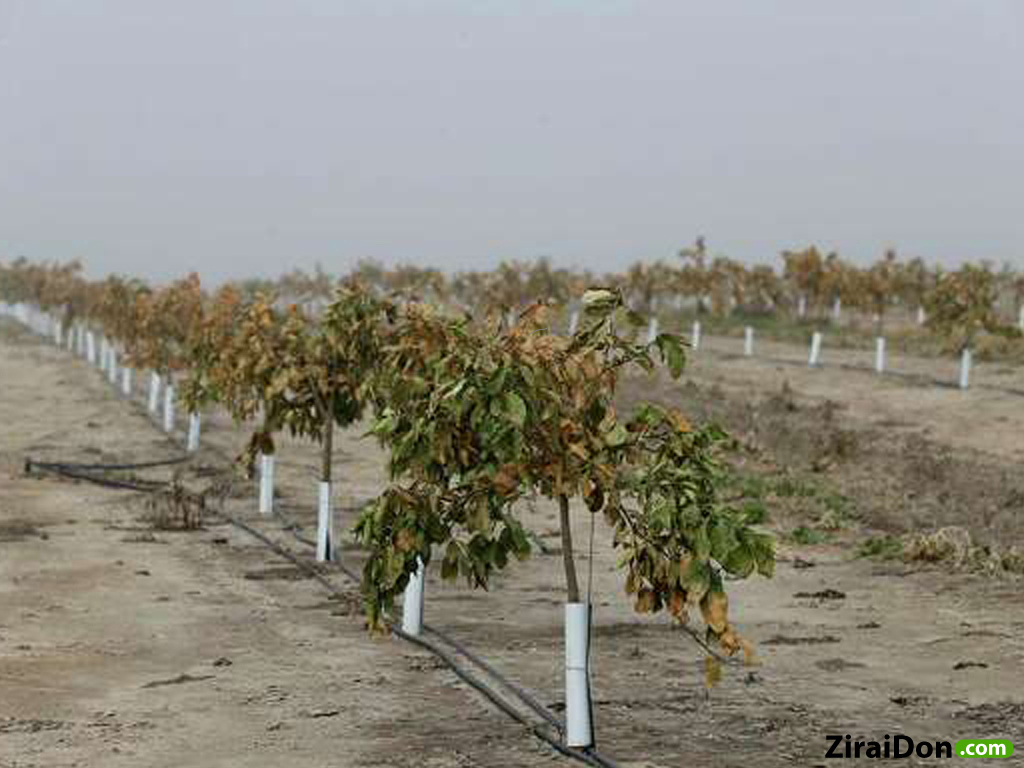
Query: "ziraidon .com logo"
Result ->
[[826, 734, 1014, 759]]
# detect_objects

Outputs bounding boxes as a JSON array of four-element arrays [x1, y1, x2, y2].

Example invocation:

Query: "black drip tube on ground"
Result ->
[[23, 457, 622, 768]]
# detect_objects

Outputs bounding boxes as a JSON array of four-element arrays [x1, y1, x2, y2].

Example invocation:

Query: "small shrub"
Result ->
[[774, 476, 816, 499], [789, 526, 828, 545], [725, 471, 769, 500], [857, 535, 903, 560], [999, 548, 1024, 575], [143, 480, 204, 530], [740, 500, 770, 525], [904, 526, 972, 566], [818, 493, 856, 530]]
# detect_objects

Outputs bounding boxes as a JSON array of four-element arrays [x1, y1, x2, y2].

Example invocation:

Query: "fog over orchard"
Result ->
[[1, 1, 1021, 283]]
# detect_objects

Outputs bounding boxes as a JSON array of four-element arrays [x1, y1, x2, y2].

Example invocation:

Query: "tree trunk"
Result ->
[[260, 405, 274, 456], [321, 403, 334, 484], [558, 494, 581, 603]]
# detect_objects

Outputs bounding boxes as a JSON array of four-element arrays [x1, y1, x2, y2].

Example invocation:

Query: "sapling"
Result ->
[[358, 289, 774, 747], [209, 293, 290, 515], [863, 249, 900, 337], [924, 264, 1015, 391], [122, 276, 202, 429], [782, 246, 825, 319], [180, 285, 247, 455], [223, 287, 392, 560]]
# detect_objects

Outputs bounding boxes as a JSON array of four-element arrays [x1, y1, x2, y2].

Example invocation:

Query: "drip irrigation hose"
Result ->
[[198, 509, 615, 767], [271, 506, 565, 732], [25, 321, 758, 763], [395, 628, 618, 768], [27, 456, 189, 472], [23, 457, 620, 768], [422, 624, 564, 732], [274, 481, 739, 667], [392, 626, 617, 768], [26, 461, 167, 492]]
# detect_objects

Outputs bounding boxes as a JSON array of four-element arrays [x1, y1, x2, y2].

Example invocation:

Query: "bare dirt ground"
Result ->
[[0, 324, 560, 768], [688, 332, 1024, 463], [2, 320, 1023, 767]]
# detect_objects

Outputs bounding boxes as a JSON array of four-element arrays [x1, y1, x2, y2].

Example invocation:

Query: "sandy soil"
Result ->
[[2, 320, 1023, 767], [0, 324, 560, 768], [685, 332, 1024, 463]]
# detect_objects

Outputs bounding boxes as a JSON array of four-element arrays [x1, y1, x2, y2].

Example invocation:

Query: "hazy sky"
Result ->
[[1, 1, 1021, 283]]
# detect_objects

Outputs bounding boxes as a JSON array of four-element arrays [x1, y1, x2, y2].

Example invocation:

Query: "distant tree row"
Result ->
[[5, 243, 1023, 345]]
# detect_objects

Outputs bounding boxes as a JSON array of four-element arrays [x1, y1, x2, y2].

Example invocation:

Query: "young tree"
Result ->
[[894, 256, 934, 322], [127, 274, 205, 428], [781, 246, 825, 318], [38, 261, 88, 337], [622, 261, 673, 314], [742, 265, 785, 314], [357, 288, 774, 653], [384, 263, 448, 303], [180, 285, 245, 412], [220, 286, 393, 558], [862, 250, 900, 334], [129, 274, 204, 378], [819, 252, 854, 322], [924, 263, 1012, 353], [1001, 267, 1024, 329], [174, 284, 248, 449], [706, 256, 748, 316], [96, 275, 149, 352]]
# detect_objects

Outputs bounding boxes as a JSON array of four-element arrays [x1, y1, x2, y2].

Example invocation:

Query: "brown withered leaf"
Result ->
[[700, 590, 729, 635]]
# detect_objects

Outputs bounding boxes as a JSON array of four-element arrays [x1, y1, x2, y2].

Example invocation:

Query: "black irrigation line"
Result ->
[[421, 624, 566, 732], [37, 320, 733, 740], [25, 460, 168, 492], [271, 506, 565, 733], [237, 524, 613, 768], [275, 500, 738, 697], [17, 317, 795, 767], [96, 368, 572, 736], [978, 381, 1024, 398], [28, 456, 190, 472], [30, 314, 593, 728], [393, 630, 619, 768], [23, 458, 619, 768]]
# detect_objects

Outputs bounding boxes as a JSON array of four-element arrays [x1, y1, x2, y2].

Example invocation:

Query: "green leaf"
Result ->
[[681, 558, 711, 598], [441, 542, 460, 581], [691, 521, 712, 560], [467, 496, 490, 533], [504, 391, 527, 428], [656, 334, 686, 378], [708, 518, 739, 561], [508, 521, 531, 560], [604, 423, 629, 448], [720, 528, 776, 578], [625, 310, 645, 327]]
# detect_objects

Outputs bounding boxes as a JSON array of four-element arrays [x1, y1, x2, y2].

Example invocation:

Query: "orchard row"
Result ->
[[0, 263, 776, 749]]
